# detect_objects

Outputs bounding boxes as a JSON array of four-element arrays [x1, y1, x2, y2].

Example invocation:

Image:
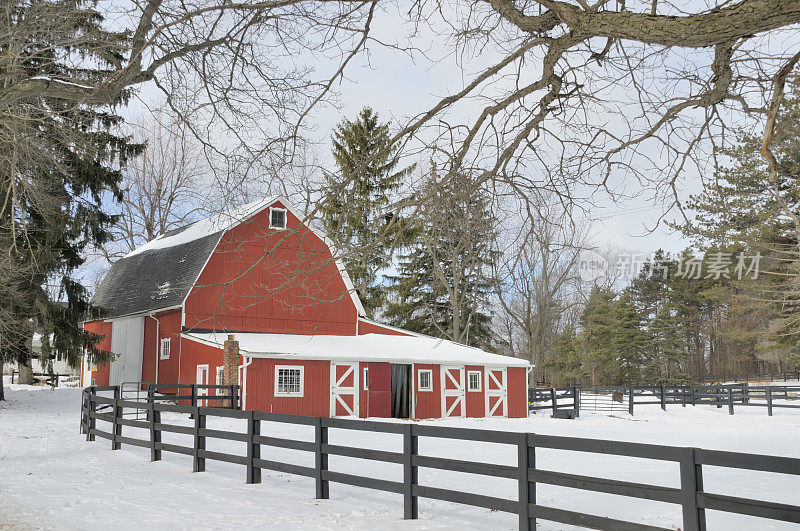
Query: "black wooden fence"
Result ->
[[696, 370, 800, 384], [530, 383, 800, 417], [10, 370, 70, 388], [80, 385, 800, 530]]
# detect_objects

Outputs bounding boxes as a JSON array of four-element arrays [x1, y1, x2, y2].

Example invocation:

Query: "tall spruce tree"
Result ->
[[321, 107, 412, 318], [1, 1, 139, 398], [384, 168, 498, 349], [670, 84, 800, 369]]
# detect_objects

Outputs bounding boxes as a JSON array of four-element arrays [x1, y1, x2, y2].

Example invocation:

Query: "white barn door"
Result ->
[[330, 362, 359, 417], [441, 366, 465, 418], [108, 317, 144, 386], [485, 367, 508, 417]]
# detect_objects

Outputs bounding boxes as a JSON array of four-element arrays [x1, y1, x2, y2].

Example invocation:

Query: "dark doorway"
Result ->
[[390, 364, 411, 418]]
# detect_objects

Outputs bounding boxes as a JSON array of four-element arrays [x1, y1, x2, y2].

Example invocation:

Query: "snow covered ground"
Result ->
[[1, 377, 799, 530]]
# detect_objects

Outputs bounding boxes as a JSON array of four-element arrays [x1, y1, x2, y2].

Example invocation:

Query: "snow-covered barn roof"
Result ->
[[182, 331, 530, 367], [93, 196, 364, 318]]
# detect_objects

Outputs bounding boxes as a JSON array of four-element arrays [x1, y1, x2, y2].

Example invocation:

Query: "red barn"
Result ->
[[81, 196, 530, 419]]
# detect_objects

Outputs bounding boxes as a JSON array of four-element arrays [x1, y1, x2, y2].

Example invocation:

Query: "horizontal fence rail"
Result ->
[[80, 385, 800, 530], [530, 383, 800, 417]]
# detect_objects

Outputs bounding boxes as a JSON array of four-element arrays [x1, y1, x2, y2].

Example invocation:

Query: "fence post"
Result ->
[[742, 383, 749, 404], [572, 386, 580, 417], [727, 387, 734, 415], [190, 384, 197, 408], [690, 386, 696, 407], [629, 386, 634, 416], [679, 447, 706, 531], [150, 401, 161, 462], [247, 411, 261, 484], [230, 384, 237, 409], [111, 386, 122, 450], [315, 417, 329, 499], [403, 424, 418, 519], [193, 407, 205, 472], [550, 388, 557, 415], [660, 385, 666, 410], [715, 387, 721, 408], [767, 387, 773, 416], [87, 387, 97, 442], [518, 433, 535, 531]]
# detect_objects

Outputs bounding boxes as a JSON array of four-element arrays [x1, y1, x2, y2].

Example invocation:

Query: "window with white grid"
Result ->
[[468, 371, 481, 392], [418, 369, 433, 391], [275, 366, 304, 397], [160, 338, 171, 360]]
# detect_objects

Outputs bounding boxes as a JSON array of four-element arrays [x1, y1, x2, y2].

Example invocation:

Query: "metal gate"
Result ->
[[580, 387, 628, 412]]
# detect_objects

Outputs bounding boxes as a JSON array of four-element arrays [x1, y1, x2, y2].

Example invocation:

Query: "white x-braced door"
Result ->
[[330, 362, 359, 417], [441, 366, 465, 418], [485, 367, 508, 417]]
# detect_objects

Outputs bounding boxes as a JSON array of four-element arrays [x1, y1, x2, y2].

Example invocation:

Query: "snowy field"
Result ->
[[1, 377, 799, 530]]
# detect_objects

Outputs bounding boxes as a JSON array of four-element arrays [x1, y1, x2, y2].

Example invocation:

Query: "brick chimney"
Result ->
[[222, 334, 240, 387]]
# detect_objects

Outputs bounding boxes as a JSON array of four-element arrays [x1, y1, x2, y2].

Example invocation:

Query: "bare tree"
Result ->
[[104, 112, 208, 261], [495, 196, 586, 383]]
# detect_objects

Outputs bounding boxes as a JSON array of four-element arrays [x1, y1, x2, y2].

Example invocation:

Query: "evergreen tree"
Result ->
[[544, 326, 584, 386], [574, 286, 618, 385], [321, 107, 413, 318], [0, 1, 139, 397], [384, 168, 498, 349], [611, 292, 646, 384]]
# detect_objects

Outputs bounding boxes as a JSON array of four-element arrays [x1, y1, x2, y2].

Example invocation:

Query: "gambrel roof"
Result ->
[[92, 196, 365, 318]]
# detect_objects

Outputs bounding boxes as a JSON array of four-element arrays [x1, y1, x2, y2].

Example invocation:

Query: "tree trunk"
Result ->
[[0, 367, 5, 401], [17, 354, 34, 385]]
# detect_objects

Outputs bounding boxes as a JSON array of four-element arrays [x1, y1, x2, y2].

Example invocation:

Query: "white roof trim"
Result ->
[[181, 331, 530, 367]]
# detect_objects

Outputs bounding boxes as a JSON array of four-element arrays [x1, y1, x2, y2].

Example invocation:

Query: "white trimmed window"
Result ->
[[270, 207, 287, 229], [468, 371, 482, 392], [418, 369, 433, 391], [160, 338, 171, 360], [216, 366, 224, 386], [363, 368, 369, 390], [275, 366, 304, 397]]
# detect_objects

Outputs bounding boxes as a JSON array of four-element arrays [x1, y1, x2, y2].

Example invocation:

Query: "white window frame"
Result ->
[[274, 365, 304, 397], [418, 369, 433, 391], [363, 367, 369, 390], [216, 366, 224, 386], [467, 370, 482, 392], [269, 207, 287, 230], [160, 338, 171, 360]]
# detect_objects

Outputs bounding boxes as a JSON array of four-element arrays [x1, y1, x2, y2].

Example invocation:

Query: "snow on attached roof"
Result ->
[[124, 196, 279, 258], [183, 331, 530, 367]]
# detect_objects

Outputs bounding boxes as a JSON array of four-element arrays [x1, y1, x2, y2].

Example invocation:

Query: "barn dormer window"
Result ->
[[270, 207, 287, 230]]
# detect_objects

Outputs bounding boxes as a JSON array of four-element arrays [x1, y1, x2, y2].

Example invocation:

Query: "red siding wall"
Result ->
[[413, 363, 441, 419], [141, 316, 158, 386], [184, 202, 358, 335], [465, 365, 485, 417], [507, 367, 528, 418], [84, 320, 112, 386], [363, 362, 390, 418], [152, 309, 182, 389], [358, 320, 410, 336], [244, 358, 330, 416]]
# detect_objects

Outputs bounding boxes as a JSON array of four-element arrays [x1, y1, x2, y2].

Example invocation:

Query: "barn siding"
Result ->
[[412, 363, 441, 419], [465, 365, 485, 417], [84, 320, 112, 386], [184, 202, 358, 335], [357, 320, 410, 336], [140, 316, 157, 386], [152, 309, 182, 390], [244, 358, 330, 416], [507, 366, 528, 418]]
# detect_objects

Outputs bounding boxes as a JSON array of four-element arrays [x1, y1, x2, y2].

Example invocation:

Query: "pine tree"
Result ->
[[611, 292, 646, 385], [384, 168, 498, 350], [0, 1, 139, 397], [574, 286, 618, 385], [321, 107, 413, 318]]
